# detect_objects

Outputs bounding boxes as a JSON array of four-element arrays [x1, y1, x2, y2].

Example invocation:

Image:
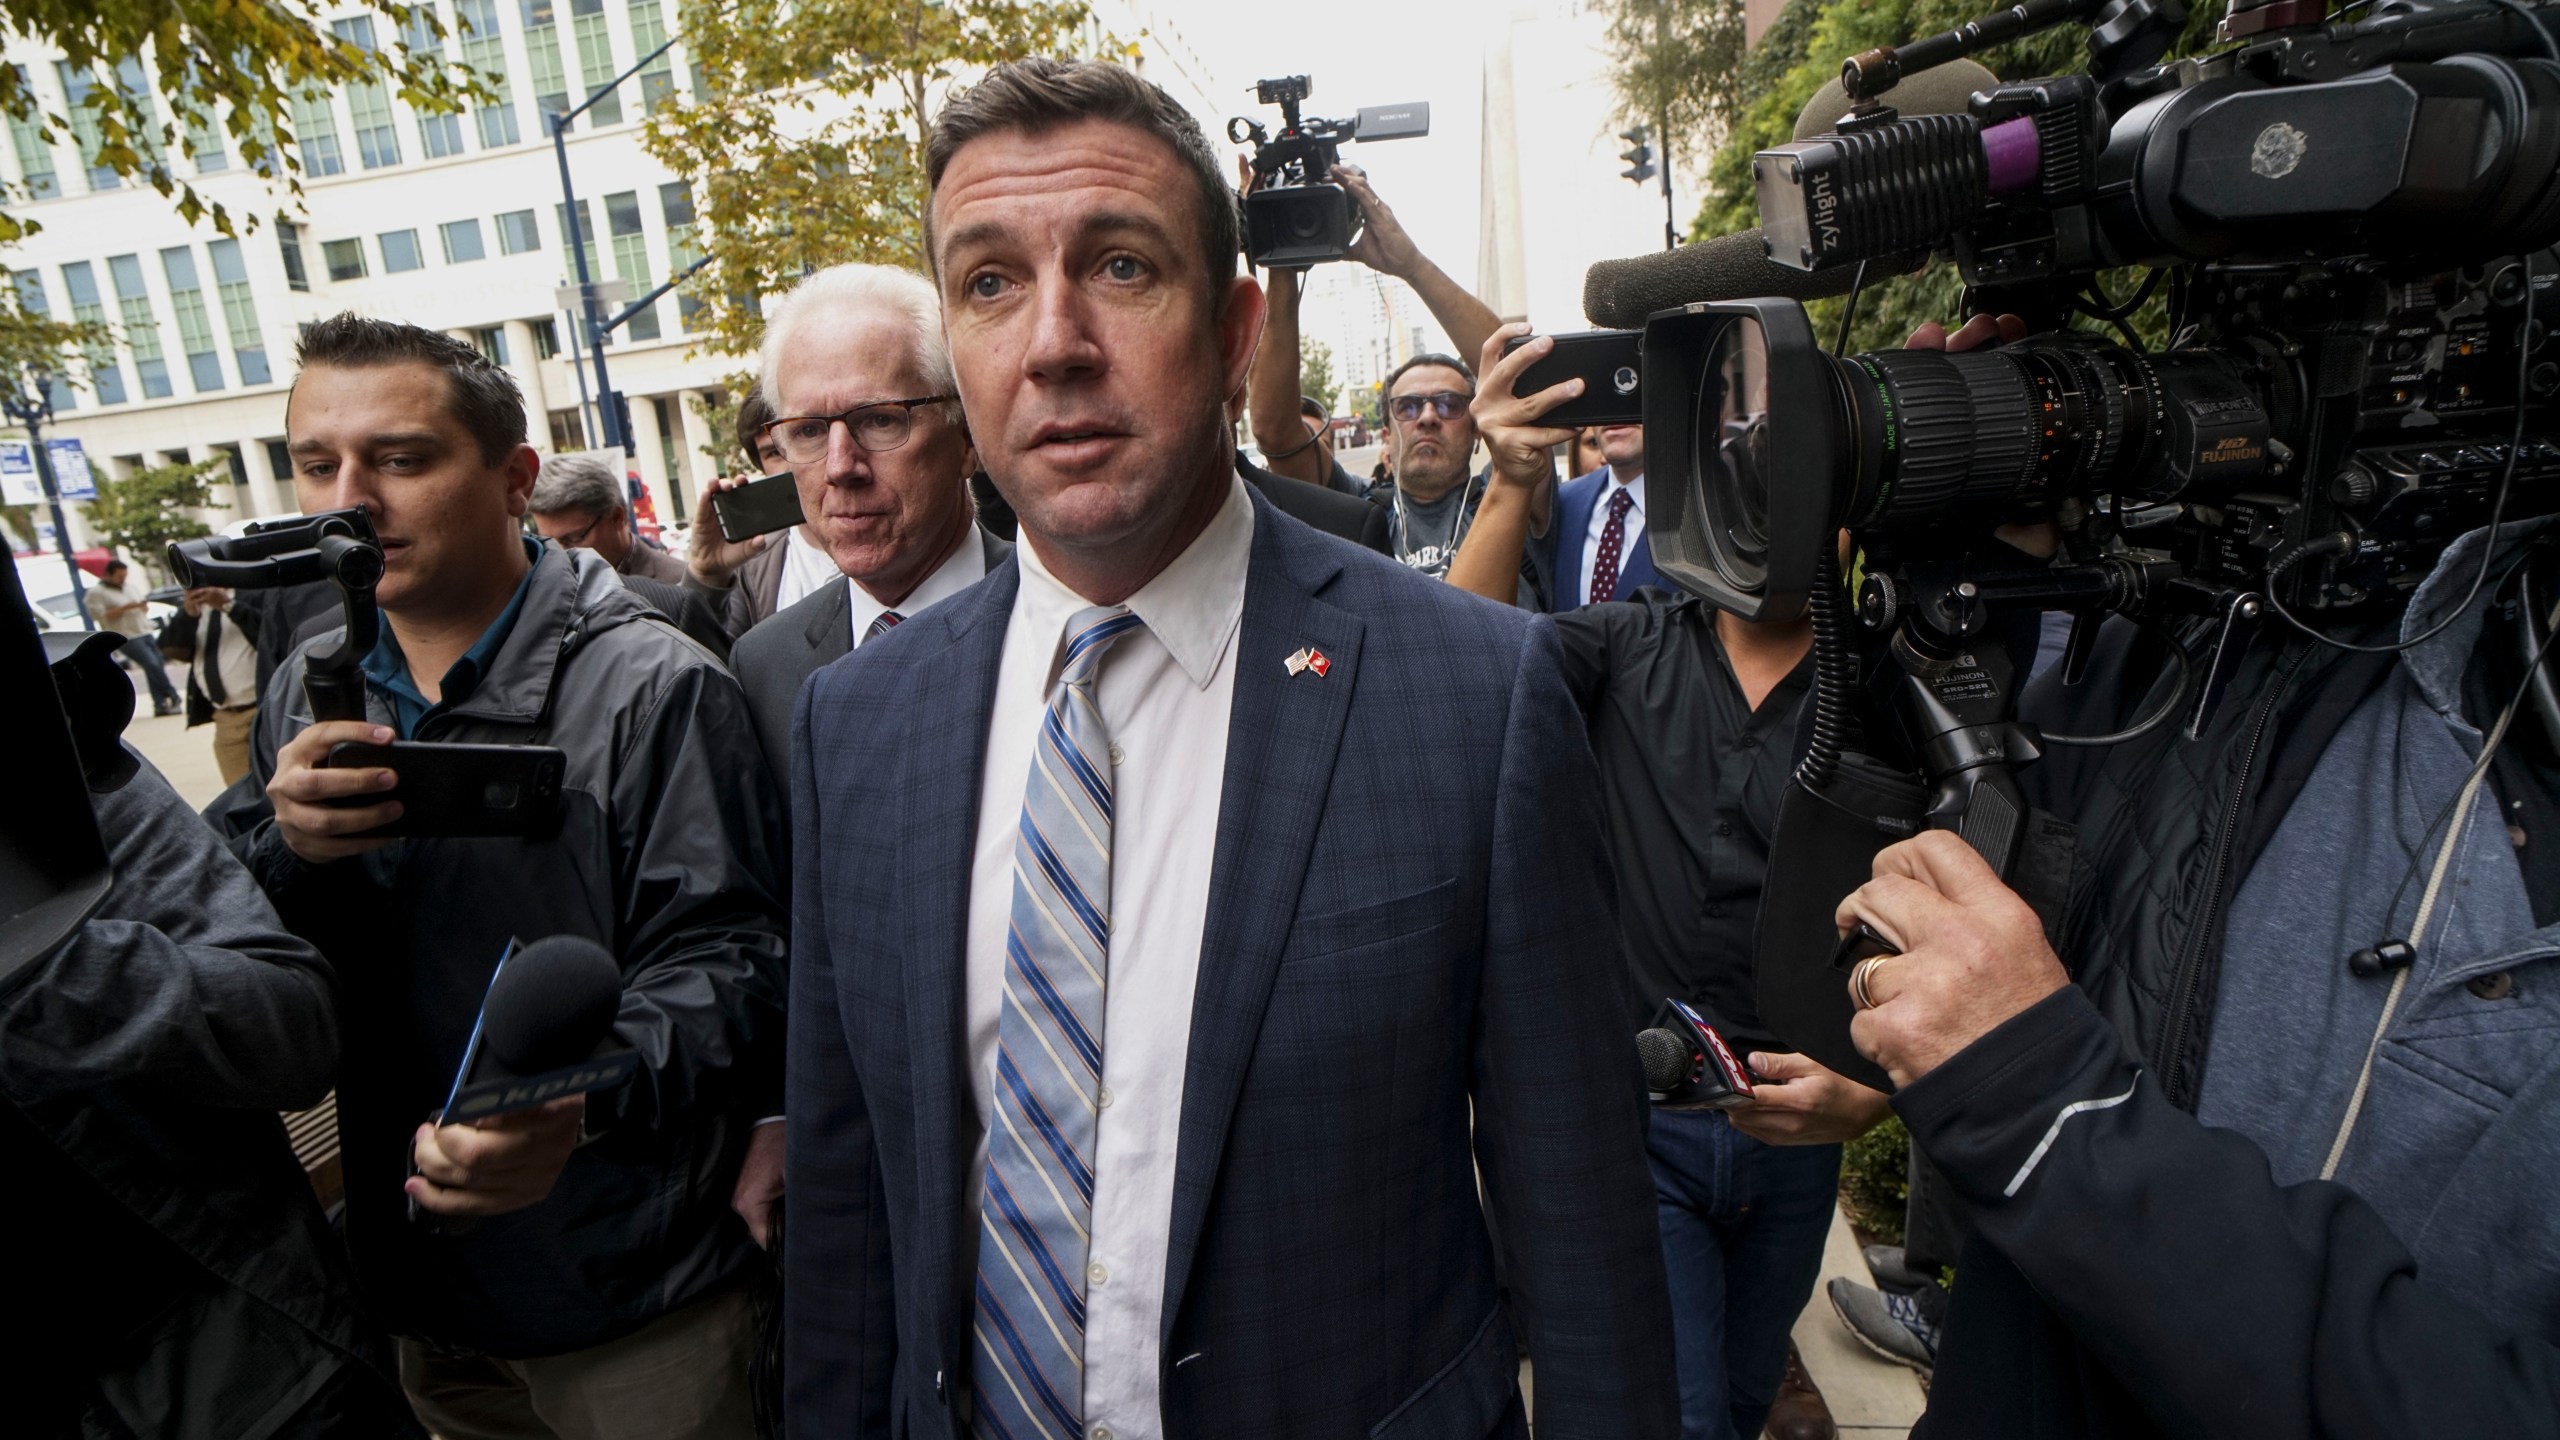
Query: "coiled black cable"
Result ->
[[1794, 544, 1859, 791]]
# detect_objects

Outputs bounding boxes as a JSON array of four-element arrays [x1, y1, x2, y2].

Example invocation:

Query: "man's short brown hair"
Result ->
[[925, 58, 1240, 297], [736, 386, 776, 467], [293, 313, 527, 463]]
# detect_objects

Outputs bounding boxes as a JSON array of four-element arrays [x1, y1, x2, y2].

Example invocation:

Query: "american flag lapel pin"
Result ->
[[1285, 646, 1331, 678]]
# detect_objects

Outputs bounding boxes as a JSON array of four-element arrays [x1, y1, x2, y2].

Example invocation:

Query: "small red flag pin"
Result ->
[[1284, 646, 1332, 678]]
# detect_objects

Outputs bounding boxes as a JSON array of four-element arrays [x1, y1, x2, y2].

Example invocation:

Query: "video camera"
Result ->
[[1229, 75, 1430, 269], [1587, 0, 2560, 1087]]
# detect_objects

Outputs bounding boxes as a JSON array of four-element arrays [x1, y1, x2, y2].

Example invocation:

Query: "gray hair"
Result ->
[[528, 451, 625, 518], [757, 263, 954, 415]]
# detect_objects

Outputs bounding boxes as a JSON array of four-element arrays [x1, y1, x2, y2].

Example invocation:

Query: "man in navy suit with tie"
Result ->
[[1547, 423, 1660, 611], [784, 56, 1675, 1440]]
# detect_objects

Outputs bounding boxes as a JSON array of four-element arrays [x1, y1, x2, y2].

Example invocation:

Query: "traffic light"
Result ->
[[1619, 125, 1656, 185]]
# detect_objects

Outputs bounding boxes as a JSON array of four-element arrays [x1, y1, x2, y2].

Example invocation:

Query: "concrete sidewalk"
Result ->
[[1786, 1206, 1926, 1439]]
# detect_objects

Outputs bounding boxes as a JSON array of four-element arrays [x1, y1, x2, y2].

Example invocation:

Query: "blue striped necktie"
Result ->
[[974, 603, 1145, 1440]]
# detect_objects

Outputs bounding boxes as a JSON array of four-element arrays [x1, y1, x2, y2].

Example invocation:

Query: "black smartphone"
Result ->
[[1503, 329, 1645, 427], [710, 472, 805, 544], [324, 741, 569, 840]]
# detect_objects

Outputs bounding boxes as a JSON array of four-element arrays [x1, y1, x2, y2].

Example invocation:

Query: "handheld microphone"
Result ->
[[1578, 58, 1997, 329], [1639, 998, 1756, 1110], [441, 935, 637, 1124]]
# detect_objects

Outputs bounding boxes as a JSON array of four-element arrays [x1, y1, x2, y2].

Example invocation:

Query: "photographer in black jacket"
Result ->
[[1836, 508, 2560, 1436], [213, 316, 788, 1438]]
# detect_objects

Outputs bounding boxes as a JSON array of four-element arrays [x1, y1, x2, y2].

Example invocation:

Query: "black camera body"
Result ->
[[1640, 0, 2560, 635], [1231, 76, 1430, 270]]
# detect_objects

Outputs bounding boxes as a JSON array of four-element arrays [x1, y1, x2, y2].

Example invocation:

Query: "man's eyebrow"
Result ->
[[937, 210, 1185, 264], [287, 431, 446, 455]]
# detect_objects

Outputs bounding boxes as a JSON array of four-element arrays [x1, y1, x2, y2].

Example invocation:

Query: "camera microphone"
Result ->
[[1579, 58, 1995, 329]]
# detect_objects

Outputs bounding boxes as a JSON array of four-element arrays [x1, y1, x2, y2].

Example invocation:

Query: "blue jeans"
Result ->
[[120, 633, 181, 707], [1648, 1105, 1842, 1440]]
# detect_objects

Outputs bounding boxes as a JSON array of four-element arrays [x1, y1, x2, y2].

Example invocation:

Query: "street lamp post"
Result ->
[[2, 369, 90, 628], [548, 25, 695, 454]]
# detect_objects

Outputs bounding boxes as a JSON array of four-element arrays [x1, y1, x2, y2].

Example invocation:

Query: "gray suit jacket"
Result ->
[[731, 526, 1013, 790], [783, 491, 1674, 1439]]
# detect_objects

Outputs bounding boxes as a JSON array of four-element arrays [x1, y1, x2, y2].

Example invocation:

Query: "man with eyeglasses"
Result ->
[[1378, 353, 1538, 598], [527, 450, 731, 659]]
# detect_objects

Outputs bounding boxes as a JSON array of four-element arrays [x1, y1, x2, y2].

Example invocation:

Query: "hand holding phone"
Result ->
[[1501, 329, 1645, 428], [321, 739, 569, 840], [710, 472, 806, 545]]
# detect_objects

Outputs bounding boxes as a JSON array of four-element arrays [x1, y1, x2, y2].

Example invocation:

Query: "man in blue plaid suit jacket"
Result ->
[[783, 58, 1675, 1440]]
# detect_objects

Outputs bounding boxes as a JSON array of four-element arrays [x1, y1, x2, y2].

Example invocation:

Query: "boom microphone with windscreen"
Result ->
[[1579, 60, 1998, 329]]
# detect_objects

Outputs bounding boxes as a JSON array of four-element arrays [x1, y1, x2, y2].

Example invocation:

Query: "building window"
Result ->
[[214, 442, 249, 496], [332, 18, 405, 169], [13, 272, 75, 409], [402, 9, 468, 159], [520, 0, 571, 132], [8, 66, 57, 198], [495, 208, 541, 255], [472, 325, 510, 365], [278, 221, 311, 291], [159, 247, 226, 392], [660, 181, 702, 331], [207, 238, 271, 385], [556, 199, 599, 288], [455, 0, 522, 148], [107, 254, 172, 399], [323, 238, 368, 281], [441, 218, 487, 263], [291, 90, 346, 178], [532, 317, 560, 358], [265, 438, 294, 488], [604, 190, 658, 342], [628, 0, 677, 111], [55, 64, 119, 191], [570, 0, 620, 126], [62, 261, 127, 405], [380, 229, 426, 273], [549, 407, 586, 451]]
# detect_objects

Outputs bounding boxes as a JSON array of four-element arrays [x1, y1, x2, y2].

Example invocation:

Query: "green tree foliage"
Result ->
[[80, 457, 222, 582], [642, 0, 1098, 364], [1596, 0, 1748, 179], [1673, 0, 2222, 353], [1299, 339, 1340, 417], [0, 0, 481, 242]]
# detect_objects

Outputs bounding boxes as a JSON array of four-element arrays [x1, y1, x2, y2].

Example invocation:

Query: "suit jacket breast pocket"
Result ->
[[1286, 877, 1458, 964]]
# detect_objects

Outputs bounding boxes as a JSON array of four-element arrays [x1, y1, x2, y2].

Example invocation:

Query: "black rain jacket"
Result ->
[[212, 544, 789, 1358]]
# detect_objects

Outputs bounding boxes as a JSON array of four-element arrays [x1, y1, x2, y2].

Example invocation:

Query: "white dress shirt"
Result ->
[[776, 524, 840, 611], [844, 524, 988, 648], [1577, 466, 1648, 606], [964, 475, 1254, 1439]]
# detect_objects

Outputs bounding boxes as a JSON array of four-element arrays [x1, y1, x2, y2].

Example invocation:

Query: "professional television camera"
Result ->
[[1604, 0, 2560, 1085], [1229, 75, 1430, 269]]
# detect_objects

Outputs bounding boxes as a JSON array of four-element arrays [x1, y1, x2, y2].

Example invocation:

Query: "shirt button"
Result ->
[[1108, 744, 1125, 766], [1737, 735, 1759, 750], [2468, 971, 2516, 1001], [1088, 1261, 1109, 1288], [1092, 1428, 1114, 1440], [1097, 1086, 1115, 1109], [1705, 904, 1725, 918], [1716, 821, 1734, 837]]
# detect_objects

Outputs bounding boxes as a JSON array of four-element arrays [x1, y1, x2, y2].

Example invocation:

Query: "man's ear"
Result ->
[[501, 444, 541, 519], [1217, 274, 1267, 411]]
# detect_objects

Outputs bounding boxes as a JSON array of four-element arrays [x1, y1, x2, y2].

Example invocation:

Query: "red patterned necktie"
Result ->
[[864, 610, 903, 643], [1589, 487, 1636, 604]]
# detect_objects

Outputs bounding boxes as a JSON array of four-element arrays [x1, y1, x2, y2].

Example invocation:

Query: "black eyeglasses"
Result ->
[[1389, 391, 1472, 424], [534, 511, 606, 548], [764, 396, 952, 464]]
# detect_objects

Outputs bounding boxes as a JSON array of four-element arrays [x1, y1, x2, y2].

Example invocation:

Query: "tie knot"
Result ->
[[1608, 486, 1634, 519], [1060, 605, 1142, 688], [865, 610, 904, 642]]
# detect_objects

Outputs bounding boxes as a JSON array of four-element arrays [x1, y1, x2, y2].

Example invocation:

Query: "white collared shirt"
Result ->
[[844, 525, 988, 647], [776, 524, 840, 612], [964, 474, 1254, 1439], [1577, 465, 1647, 606]]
